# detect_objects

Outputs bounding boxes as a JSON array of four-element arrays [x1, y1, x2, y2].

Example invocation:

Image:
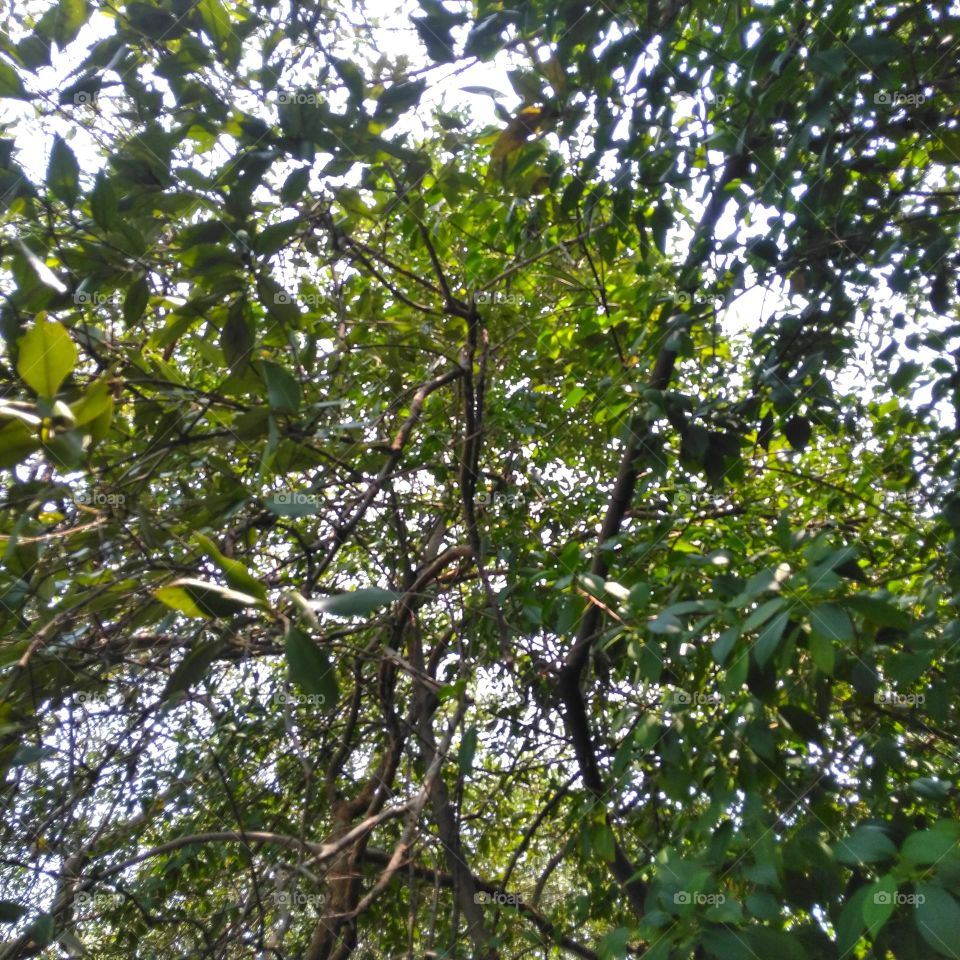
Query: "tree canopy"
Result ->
[[2, 0, 960, 957]]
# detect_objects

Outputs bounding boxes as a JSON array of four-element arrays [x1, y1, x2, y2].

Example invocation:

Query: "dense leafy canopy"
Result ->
[[2, 0, 960, 957]]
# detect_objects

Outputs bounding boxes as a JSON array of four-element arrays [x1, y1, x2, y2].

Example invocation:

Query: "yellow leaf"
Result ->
[[491, 107, 546, 160]]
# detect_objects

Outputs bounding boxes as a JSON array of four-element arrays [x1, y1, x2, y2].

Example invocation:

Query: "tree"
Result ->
[[1, 0, 960, 957]]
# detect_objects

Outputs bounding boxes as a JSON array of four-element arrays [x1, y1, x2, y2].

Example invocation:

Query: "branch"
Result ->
[[552, 134, 757, 922], [92, 809, 411, 883], [363, 849, 604, 960], [313, 366, 464, 582], [344, 240, 440, 315], [347, 701, 468, 919], [477, 226, 604, 293]]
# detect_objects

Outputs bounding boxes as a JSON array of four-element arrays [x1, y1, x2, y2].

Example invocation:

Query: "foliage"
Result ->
[[1, 0, 960, 957]]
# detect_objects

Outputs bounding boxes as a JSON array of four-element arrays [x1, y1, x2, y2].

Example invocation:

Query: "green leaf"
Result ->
[[592, 821, 616, 862], [374, 78, 427, 119], [458, 725, 478, 775], [736, 566, 790, 604], [123, 277, 150, 325], [25, 913, 54, 947], [260, 360, 301, 414], [311, 588, 398, 618], [915, 886, 960, 958], [648, 612, 682, 634], [17, 320, 77, 398], [597, 926, 630, 960], [192, 533, 268, 603], [931, 131, 960, 165], [712, 626, 739, 666], [257, 276, 300, 326], [891, 360, 923, 392], [155, 578, 264, 619], [16, 240, 68, 293], [845, 596, 910, 629], [125, 2, 183, 40], [330, 56, 365, 101], [809, 603, 853, 643], [745, 929, 808, 960], [90, 172, 118, 230], [221, 302, 254, 370], [847, 35, 904, 64], [834, 824, 898, 865], [70, 378, 113, 424], [0, 420, 40, 468], [753, 610, 790, 667], [808, 631, 835, 674], [16, 33, 51, 71], [280, 168, 310, 204], [910, 777, 953, 801], [833, 888, 869, 956], [0, 60, 28, 100], [561, 385, 587, 410], [758, 411, 774, 449], [901, 823, 960, 866], [463, 12, 510, 59], [49, 0, 90, 46], [778, 705, 823, 744], [809, 47, 847, 77], [414, 16, 456, 62], [783, 415, 811, 451], [863, 875, 897, 938], [253, 219, 303, 257], [743, 597, 787, 632], [162, 638, 227, 701], [285, 626, 338, 707], [47, 134, 80, 204], [702, 927, 755, 960], [706, 925, 810, 960], [197, 0, 235, 58], [0, 901, 28, 924]]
